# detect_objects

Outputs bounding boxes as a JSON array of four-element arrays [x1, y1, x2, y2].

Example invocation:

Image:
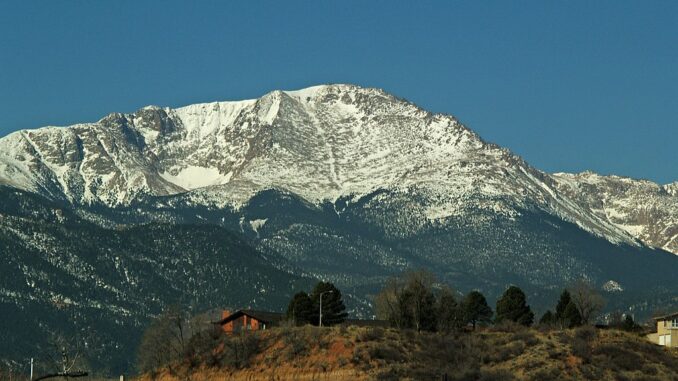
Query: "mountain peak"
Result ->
[[664, 182, 678, 197], [0, 85, 676, 254]]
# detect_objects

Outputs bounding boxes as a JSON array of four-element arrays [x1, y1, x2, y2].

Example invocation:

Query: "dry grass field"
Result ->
[[137, 324, 678, 381]]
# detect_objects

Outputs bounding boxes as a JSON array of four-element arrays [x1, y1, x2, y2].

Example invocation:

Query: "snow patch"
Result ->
[[249, 219, 268, 235], [284, 85, 329, 100], [159, 166, 227, 190], [602, 280, 624, 292]]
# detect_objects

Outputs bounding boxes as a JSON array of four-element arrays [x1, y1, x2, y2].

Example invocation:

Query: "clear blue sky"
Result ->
[[0, 1, 676, 183]]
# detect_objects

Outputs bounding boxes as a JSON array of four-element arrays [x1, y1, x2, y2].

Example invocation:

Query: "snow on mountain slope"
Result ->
[[0, 84, 674, 253], [552, 172, 678, 254]]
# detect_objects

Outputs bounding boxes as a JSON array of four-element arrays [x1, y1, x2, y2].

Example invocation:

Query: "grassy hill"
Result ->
[[138, 324, 678, 381]]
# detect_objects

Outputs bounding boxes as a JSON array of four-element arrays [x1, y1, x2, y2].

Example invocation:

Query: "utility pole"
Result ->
[[319, 290, 334, 327]]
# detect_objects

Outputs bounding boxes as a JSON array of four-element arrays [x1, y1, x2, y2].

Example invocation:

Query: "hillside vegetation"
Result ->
[[139, 324, 678, 381]]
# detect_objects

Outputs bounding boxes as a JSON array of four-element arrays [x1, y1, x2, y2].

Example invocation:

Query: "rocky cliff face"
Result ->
[[553, 172, 678, 254], [1, 84, 675, 253]]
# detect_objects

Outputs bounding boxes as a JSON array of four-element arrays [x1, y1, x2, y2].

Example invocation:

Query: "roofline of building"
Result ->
[[653, 312, 678, 321], [213, 309, 284, 325]]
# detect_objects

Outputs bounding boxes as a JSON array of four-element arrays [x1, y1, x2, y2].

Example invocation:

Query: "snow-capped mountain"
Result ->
[[0, 84, 675, 254], [552, 172, 678, 254], [2, 84, 677, 372]]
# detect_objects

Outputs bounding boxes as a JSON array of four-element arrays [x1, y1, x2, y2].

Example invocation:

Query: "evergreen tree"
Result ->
[[555, 290, 572, 322], [622, 315, 637, 332], [286, 291, 314, 326], [554, 290, 582, 328], [539, 310, 555, 325], [463, 291, 493, 330], [310, 282, 348, 326], [563, 302, 582, 328], [495, 286, 534, 326]]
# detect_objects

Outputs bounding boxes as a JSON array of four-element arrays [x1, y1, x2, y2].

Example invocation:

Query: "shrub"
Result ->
[[492, 320, 526, 333], [351, 347, 370, 365], [570, 326, 596, 363], [375, 367, 409, 381], [641, 363, 658, 375], [315, 360, 329, 372], [451, 368, 481, 381], [512, 330, 540, 347], [300, 326, 330, 349], [528, 365, 561, 381], [367, 341, 405, 362], [357, 327, 385, 342], [631, 376, 662, 381], [478, 367, 516, 381], [593, 344, 644, 372], [571, 337, 592, 363], [282, 329, 309, 360], [337, 356, 349, 367], [519, 357, 546, 372], [487, 340, 525, 363], [547, 346, 563, 360], [183, 326, 223, 368], [221, 333, 261, 369], [574, 326, 597, 342], [403, 329, 416, 341], [579, 364, 605, 380]]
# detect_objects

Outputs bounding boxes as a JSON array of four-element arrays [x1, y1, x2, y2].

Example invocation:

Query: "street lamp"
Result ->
[[319, 290, 334, 327]]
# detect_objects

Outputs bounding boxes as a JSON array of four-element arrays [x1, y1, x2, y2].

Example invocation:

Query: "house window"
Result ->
[[672, 319, 678, 328]]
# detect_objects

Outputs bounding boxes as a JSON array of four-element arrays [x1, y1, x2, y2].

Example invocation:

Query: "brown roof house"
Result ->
[[215, 310, 284, 333], [647, 312, 678, 347]]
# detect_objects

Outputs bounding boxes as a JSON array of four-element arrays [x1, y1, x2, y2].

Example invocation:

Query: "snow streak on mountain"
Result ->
[[1, 84, 677, 372], [0, 84, 675, 254]]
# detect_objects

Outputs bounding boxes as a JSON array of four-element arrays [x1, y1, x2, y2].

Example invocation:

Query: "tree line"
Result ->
[[285, 281, 348, 326], [374, 270, 624, 332], [135, 270, 640, 376]]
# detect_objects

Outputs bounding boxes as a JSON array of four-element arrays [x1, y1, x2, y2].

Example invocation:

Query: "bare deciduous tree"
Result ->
[[137, 304, 189, 377], [436, 286, 465, 333], [375, 270, 438, 332], [375, 276, 408, 329], [29, 329, 93, 380], [569, 279, 605, 325], [403, 270, 437, 332]]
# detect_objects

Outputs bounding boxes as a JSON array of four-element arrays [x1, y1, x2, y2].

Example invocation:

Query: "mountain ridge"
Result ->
[[1, 84, 677, 373], [0, 84, 675, 254]]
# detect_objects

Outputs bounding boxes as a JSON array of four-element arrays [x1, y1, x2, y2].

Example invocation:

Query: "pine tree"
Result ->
[[463, 291, 493, 330], [495, 286, 534, 326], [539, 310, 555, 325], [286, 291, 314, 326], [555, 290, 572, 322], [622, 315, 637, 332], [564, 302, 582, 328], [555, 290, 582, 328], [309, 282, 348, 326]]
